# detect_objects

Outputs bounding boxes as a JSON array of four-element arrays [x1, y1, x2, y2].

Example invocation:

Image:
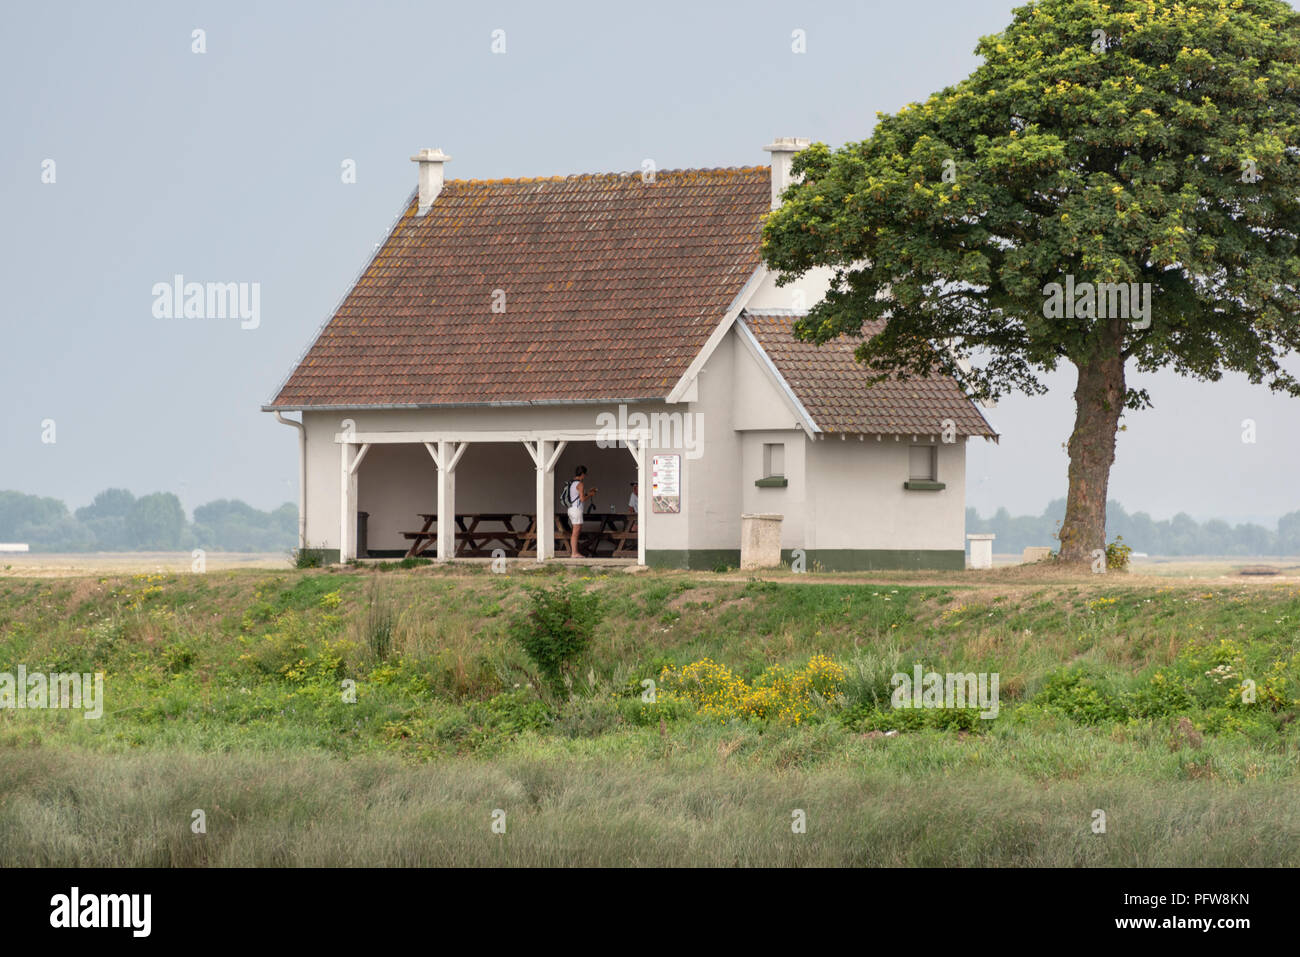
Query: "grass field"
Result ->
[[1, 560, 1298, 866]]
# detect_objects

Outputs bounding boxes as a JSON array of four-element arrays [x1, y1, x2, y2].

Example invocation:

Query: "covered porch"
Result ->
[[336, 429, 649, 564]]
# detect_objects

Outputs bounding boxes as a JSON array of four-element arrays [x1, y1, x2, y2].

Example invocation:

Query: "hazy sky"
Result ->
[[3, 0, 1297, 526]]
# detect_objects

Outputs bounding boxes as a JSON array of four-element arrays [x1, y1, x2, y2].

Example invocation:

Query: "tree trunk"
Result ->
[[1057, 321, 1125, 565]]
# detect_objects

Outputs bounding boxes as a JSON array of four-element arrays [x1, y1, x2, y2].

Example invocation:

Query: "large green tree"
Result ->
[[126, 493, 185, 550], [762, 0, 1300, 563]]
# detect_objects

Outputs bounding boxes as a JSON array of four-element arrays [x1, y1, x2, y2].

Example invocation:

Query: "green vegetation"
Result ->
[[292, 547, 326, 569], [507, 582, 604, 699], [1105, 536, 1133, 571], [4, 745, 1298, 867], [0, 488, 296, 552], [1, 566, 1298, 864], [967, 499, 1300, 557]]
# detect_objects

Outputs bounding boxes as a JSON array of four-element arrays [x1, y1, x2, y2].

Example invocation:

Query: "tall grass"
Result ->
[[361, 580, 395, 663], [1, 744, 1297, 866]]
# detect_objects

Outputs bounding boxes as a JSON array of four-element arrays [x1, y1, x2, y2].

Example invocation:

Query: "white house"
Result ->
[[264, 138, 997, 569]]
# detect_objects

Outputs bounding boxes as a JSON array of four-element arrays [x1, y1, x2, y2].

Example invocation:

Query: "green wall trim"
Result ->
[[647, 549, 742, 570], [647, 548, 964, 571], [754, 476, 789, 488], [782, 548, 965, 571], [903, 480, 946, 491], [298, 548, 341, 566]]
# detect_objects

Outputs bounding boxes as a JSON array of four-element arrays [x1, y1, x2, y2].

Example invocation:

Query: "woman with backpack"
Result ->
[[563, 465, 597, 557]]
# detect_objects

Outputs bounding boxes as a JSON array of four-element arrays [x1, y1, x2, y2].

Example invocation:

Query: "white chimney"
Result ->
[[410, 148, 452, 214], [763, 137, 810, 210]]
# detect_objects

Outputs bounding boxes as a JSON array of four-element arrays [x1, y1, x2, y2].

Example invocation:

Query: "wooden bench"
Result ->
[[515, 513, 636, 558], [404, 512, 636, 560], [515, 515, 567, 558], [402, 513, 529, 558], [608, 514, 638, 557]]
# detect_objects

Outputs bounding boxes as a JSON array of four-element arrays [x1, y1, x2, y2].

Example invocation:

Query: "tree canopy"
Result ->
[[762, 0, 1300, 561]]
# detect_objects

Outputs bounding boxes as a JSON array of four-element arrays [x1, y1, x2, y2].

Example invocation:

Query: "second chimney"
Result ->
[[763, 137, 810, 210], [410, 148, 452, 214]]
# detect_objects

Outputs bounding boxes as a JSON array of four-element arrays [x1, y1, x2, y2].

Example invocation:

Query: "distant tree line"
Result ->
[[0, 489, 297, 552], [5, 487, 1296, 557], [968, 499, 1300, 558]]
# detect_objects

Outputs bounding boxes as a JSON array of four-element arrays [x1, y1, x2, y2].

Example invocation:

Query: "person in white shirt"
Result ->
[[627, 482, 638, 514], [566, 466, 596, 557]]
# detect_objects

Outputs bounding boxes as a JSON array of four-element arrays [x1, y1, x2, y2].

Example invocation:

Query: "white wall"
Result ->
[[303, 411, 342, 549], [674, 325, 740, 551], [739, 430, 807, 547], [804, 437, 968, 551], [744, 265, 836, 312], [732, 329, 809, 432], [355, 442, 436, 551], [727, 329, 810, 548]]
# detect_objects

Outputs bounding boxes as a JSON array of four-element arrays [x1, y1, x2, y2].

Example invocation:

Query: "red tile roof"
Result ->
[[268, 167, 771, 408], [742, 312, 998, 438]]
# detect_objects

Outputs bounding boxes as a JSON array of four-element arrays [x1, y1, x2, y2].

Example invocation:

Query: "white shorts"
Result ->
[[567, 505, 584, 526]]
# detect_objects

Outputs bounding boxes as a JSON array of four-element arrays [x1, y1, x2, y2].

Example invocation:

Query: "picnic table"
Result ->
[[404, 511, 638, 559], [403, 513, 530, 558], [580, 512, 638, 558], [516, 512, 638, 558]]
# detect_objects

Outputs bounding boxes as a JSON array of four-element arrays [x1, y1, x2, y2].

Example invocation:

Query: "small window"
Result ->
[[763, 443, 785, 478], [909, 445, 937, 482]]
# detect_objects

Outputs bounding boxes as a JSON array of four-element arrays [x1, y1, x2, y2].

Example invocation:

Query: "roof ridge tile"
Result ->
[[444, 165, 769, 187]]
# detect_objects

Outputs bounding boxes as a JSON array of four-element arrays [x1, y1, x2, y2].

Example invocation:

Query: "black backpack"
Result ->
[[559, 479, 579, 509]]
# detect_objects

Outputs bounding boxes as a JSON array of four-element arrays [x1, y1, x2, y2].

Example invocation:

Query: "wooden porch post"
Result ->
[[628, 435, 648, 566], [436, 440, 452, 561], [339, 441, 372, 562], [534, 440, 551, 561], [432, 440, 469, 562], [525, 439, 565, 562], [339, 442, 353, 562]]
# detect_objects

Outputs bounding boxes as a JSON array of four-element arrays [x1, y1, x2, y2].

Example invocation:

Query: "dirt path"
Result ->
[[4, 552, 1299, 595], [0, 552, 288, 578], [708, 560, 1300, 593]]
